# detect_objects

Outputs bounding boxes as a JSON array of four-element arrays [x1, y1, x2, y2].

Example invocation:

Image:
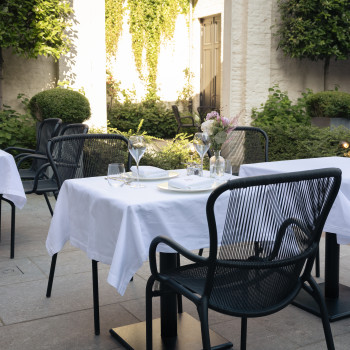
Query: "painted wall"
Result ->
[[108, 0, 225, 113], [2, 0, 107, 129]]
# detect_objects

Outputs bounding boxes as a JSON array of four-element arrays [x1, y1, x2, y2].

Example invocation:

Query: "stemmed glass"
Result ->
[[128, 135, 147, 188], [193, 132, 210, 176]]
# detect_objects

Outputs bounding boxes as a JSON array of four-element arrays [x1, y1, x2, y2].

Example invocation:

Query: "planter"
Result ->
[[311, 117, 350, 129]]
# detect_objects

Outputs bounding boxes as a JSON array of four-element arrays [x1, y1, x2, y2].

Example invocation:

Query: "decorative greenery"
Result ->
[[105, 0, 125, 58], [176, 68, 194, 112], [0, 0, 73, 107], [127, 0, 190, 98], [263, 124, 350, 161], [108, 99, 177, 138], [141, 133, 201, 169], [251, 85, 312, 128], [276, 0, 350, 90], [306, 91, 350, 119], [0, 95, 36, 149], [29, 88, 91, 123]]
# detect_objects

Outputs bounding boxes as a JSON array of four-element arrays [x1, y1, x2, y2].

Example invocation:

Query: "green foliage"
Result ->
[[127, 0, 190, 98], [306, 91, 350, 119], [263, 124, 350, 161], [29, 88, 91, 123], [0, 100, 36, 149], [108, 100, 177, 138], [106, 123, 201, 170], [141, 134, 201, 170], [0, 0, 72, 60], [251, 85, 312, 128], [276, 0, 350, 62], [176, 68, 194, 112], [105, 0, 125, 58]]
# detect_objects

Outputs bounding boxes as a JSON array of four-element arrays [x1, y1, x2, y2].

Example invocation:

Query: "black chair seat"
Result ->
[[19, 168, 37, 179], [164, 261, 302, 315], [22, 179, 58, 194]]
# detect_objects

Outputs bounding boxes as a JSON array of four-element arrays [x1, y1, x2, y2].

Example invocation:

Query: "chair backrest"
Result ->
[[171, 105, 182, 127], [47, 133, 132, 190], [36, 118, 62, 155], [205, 168, 341, 315], [58, 123, 89, 136], [221, 126, 268, 175]]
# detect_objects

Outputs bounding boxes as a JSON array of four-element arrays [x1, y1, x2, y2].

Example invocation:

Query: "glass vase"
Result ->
[[210, 150, 225, 178]]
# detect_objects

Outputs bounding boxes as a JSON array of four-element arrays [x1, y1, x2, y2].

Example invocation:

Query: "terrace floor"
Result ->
[[0, 194, 350, 349]]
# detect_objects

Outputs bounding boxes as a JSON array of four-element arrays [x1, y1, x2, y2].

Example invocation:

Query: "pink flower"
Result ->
[[206, 111, 220, 120], [221, 117, 229, 126]]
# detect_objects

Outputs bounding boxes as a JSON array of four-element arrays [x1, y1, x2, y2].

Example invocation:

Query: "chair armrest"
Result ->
[[149, 235, 208, 278], [4, 146, 35, 153], [16, 153, 48, 168], [26, 162, 52, 193]]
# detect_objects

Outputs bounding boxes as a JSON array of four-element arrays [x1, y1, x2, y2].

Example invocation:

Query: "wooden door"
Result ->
[[200, 15, 221, 109]]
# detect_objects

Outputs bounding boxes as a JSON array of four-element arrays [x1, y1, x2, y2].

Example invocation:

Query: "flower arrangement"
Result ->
[[201, 111, 238, 151]]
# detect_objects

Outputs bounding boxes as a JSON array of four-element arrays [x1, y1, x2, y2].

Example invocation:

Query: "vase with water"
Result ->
[[210, 150, 225, 178]]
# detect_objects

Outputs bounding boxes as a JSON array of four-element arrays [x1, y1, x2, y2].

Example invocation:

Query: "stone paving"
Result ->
[[0, 194, 350, 349]]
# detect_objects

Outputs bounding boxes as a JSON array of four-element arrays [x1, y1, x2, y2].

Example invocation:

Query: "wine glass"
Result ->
[[193, 132, 210, 176], [128, 135, 147, 188]]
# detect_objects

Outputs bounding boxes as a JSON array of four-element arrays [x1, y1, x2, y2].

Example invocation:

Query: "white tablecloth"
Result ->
[[239, 157, 350, 244], [46, 170, 233, 295], [0, 150, 26, 208]]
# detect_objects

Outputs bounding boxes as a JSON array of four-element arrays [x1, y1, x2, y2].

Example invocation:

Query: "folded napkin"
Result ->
[[168, 175, 214, 190], [131, 166, 168, 178]]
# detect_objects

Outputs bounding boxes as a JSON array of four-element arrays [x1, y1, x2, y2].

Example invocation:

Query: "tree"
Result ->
[[276, 0, 350, 90], [0, 0, 73, 108]]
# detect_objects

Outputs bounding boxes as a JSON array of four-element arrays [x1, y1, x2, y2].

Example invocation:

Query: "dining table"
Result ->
[[239, 156, 350, 321], [0, 150, 27, 258], [46, 169, 234, 349]]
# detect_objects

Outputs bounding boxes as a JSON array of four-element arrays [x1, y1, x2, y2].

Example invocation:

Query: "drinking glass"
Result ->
[[193, 132, 210, 176], [225, 159, 232, 175], [107, 163, 126, 187], [128, 135, 146, 188]]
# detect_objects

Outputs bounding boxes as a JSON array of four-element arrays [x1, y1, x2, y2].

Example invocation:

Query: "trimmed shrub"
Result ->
[[262, 125, 350, 161], [29, 88, 91, 123], [108, 100, 177, 139], [306, 91, 350, 119]]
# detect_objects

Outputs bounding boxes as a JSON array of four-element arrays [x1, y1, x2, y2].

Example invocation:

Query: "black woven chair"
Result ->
[[44, 133, 132, 336], [146, 168, 341, 350], [172, 105, 201, 134], [5, 118, 62, 180], [221, 126, 268, 176], [58, 123, 89, 136]]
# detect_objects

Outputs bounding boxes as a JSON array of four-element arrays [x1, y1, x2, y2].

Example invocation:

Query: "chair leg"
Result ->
[[92, 260, 100, 336], [315, 247, 320, 278], [10, 201, 15, 259], [43, 193, 54, 216], [176, 253, 183, 314], [146, 276, 155, 350], [197, 300, 211, 350], [307, 278, 335, 350], [46, 253, 57, 297], [0, 197, 2, 241], [241, 317, 247, 350]]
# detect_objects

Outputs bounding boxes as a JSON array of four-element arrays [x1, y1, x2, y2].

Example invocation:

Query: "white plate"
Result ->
[[125, 171, 179, 181], [157, 181, 218, 193]]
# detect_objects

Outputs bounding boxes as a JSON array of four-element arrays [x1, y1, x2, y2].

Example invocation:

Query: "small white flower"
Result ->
[[201, 119, 215, 135]]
